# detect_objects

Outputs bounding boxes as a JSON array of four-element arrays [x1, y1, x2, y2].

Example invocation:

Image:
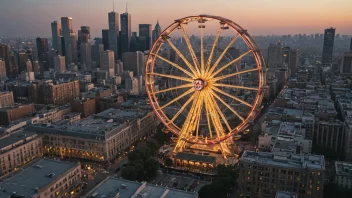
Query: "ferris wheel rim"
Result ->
[[145, 14, 266, 145]]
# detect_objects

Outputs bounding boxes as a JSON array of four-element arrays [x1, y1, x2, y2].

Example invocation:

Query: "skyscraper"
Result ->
[[0, 44, 13, 77], [322, 27, 335, 65], [108, 9, 120, 60], [120, 4, 131, 55], [36, 37, 49, 73], [78, 26, 90, 45], [102, 29, 109, 51], [130, 32, 137, 52], [139, 24, 152, 50], [267, 43, 283, 68], [340, 52, 352, 74], [54, 55, 66, 72], [152, 20, 161, 43], [122, 51, 145, 77], [0, 59, 6, 81], [17, 52, 27, 73], [51, 21, 62, 54], [91, 44, 104, 62], [80, 43, 92, 71], [61, 17, 77, 64], [100, 50, 115, 77]]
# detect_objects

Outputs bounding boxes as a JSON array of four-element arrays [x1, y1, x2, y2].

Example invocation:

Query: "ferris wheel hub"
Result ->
[[192, 79, 206, 91]]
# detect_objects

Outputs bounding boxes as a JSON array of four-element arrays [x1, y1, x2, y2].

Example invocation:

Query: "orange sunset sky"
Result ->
[[0, 0, 351, 37]]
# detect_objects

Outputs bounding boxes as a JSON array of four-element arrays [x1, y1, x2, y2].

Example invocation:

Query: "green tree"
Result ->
[[144, 157, 159, 178], [121, 166, 138, 180]]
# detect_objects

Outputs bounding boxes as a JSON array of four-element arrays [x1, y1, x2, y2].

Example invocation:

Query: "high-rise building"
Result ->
[[152, 20, 162, 43], [36, 37, 49, 73], [91, 44, 104, 62], [322, 27, 335, 65], [102, 29, 109, 51], [120, 7, 131, 55], [340, 52, 352, 74], [54, 55, 66, 72], [125, 77, 139, 95], [350, 38, 352, 52], [0, 91, 14, 109], [122, 51, 145, 77], [0, 44, 14, 77], [80, 43, 92, 71], [289, 49, 299, 77], [108, 10, 120, 60], [61, 17, 77, 64], [0, 60, 6, 81], [38, 80, 80, 105], [130, 32, 137, 52], [267, 43, 283, 67], [136, 37, 146, 52], [51, 21, 62, 54], [17, 52, 27, 73], [78, 26, 90, 45], [139, 24, 152, 50], [238, 151, 325, 198], [26, 59, 33, 72], [100, 50, 115, 77]]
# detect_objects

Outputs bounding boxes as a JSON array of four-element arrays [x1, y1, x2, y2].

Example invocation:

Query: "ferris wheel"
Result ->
[[145, 15, 266, 157]]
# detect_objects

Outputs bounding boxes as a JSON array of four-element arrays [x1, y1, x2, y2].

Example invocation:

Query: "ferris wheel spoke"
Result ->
[[179, 23, 201, 73], [211, 68, 259, 82], [150, 53, 195, 78], [165, 39, 199, 76], [168, 92, 195, 123], [147, 72, 193, 83], [153, 83, 193, 95], [200, 19, 205, 75], [160, 88, 195, 109], [211, 90, 245, 121], [206, 33, 240, 78], [209, 94, 232, 133], [205, 26, 222, 74], [194, 93, 204, 140], [212, 83, 258, 91], [204, 91, 225, 138], [209, 50, 252, 78], [212, 86, 253, 108], [204, 97, 213, 139]]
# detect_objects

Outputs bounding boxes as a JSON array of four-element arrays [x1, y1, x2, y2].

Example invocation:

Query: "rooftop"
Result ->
[[275, 191, 297, 198], [0, 130, 37, 151], [24, 108, 148, 140], [175, 152, 216, 164], [0, 159, 78, 198], [87, 177, 197, 198], [335, 161, 352, 177], [240, 151, 325, 170]]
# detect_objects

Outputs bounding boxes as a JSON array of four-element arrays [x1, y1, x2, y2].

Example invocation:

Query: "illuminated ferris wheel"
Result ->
[[145, 15, 266, 157]]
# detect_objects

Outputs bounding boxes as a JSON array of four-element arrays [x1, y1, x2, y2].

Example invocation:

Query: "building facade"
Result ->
[[322, 27, 335, 65], [238, 151, 325, 198], [108, 11, 120, 59], [334, 161, 352, 189], [0, 131, 42, 176], [0, 91, 14, 108]]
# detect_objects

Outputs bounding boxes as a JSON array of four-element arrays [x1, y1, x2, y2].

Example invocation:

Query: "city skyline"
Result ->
[[0, 0, 351, 37]]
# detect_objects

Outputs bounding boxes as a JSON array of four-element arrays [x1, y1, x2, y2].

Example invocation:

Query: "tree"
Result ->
[[144, 157, 159, 178], [121, 166, 138, 180]]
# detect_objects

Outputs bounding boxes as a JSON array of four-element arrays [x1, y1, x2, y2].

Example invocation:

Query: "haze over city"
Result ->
[[0, 0, 351, 37]]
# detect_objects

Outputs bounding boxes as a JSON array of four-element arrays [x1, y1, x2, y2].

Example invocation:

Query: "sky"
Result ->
[[0, 0, 351, 37]]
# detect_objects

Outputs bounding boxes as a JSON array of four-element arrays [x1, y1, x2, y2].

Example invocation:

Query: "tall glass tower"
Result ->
[[120, 4, 131, 56], [322, 27, 335, 65], [108, 7, 119, 60]]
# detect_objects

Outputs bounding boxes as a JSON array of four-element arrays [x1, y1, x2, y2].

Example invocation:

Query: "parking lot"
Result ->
[[152, 172, 210, 192]]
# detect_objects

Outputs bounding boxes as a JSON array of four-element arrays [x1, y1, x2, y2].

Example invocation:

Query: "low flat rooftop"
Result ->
[[175, 152, 216, 164], [24, 108, 146, 140], [0, 158, 78, 198], [240, 151, 325, 170], [0, 130, 37, 150], [335, 161, 352, 177], [87, 177, 197, 198], [276, 191, 297, 198]]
